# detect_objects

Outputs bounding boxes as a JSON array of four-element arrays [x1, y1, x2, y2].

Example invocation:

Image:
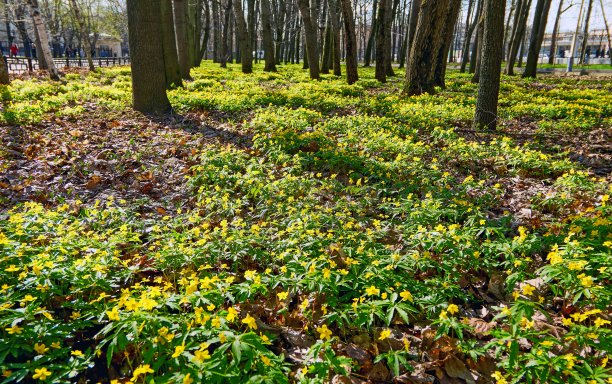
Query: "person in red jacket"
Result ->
[[10, 44, 18, 57]]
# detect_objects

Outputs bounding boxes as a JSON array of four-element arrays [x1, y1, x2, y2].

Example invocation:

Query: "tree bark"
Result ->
[[340, 0, 358, 83], [471, 13, 484, 82], [405, 0, 420, 62], [329, 0, 341, 76], [212, 0, 221, 61], [220, 0, 232, 67], [69, 0, 95, 71], [473, 0, 506, 129], [27, 0, 60, 80], [403, 0, 450, 95], [0, 56, 9, 85], [523, 0, 552, 77], [297, 0, 320, 79], [174, 0, 192, 79], [578, 0, 593, 64], [364, 0, 378, 66], [459, 0, 478, 72], [161, 0, 183, 87], [261, 0, 277, 70], [374, 0, 391, 82], [505, 0, 531, 74], [433, 0, 461, 88], [234, 0, 253, 73], [127, 0, 172, 114], [548, 0, 563, 64]]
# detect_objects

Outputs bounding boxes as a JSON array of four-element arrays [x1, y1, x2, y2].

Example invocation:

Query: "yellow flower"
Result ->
[[439, 310, 448, 320], [561, 317, 573, 326], [378, 329, 391, 340], [5, 325, 23, 334], [32, 367, 52, 381], [365, 285, 380, 296], [242, 314, 257, 330], [521, 284, 535, 296], [226, 307, 238, 322], [491, 371, 507, 384], [261, 355, 272, 366], [106, 307, 120, 321], [562, 354, 576, 369], [71, 350, 84, 357], [132, 364, 154, 381], [211, 316, 221, 327], [578, 274, 593, 288], [277, 291, 288, 300], [447, 304, 459, 315], [172, 343, 186, 358], [594, 318, 611, 328], [34, 343, 49, 355], [399, 290, 413, 302], [183, 373, 194, 384], [317, 324, 333, 340]]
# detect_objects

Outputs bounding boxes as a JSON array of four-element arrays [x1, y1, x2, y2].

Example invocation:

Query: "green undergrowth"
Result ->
[[0, 63, 611, 383]]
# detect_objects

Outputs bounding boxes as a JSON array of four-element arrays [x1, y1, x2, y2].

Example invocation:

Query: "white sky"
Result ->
[[543, 0, 611, 32]]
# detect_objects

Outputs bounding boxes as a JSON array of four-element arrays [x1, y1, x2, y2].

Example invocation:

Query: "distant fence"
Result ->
[[4, 56, 131, 74]]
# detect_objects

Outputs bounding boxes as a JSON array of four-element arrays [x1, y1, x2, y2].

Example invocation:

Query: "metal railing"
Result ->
[[4, 56, 131, 74]]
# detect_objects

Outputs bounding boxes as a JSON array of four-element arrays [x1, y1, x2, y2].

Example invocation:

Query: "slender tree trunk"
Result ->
[[473, 0, 506, 129], [212, 0, 221, 61], [261, 0, 277, 70], [502, 0, 516, 58], [460, 0, 477, 72], [160, 0, 183, 88], [220, 0, 232, 67], [69, 0, 95, 71], [471, 13, 484, 80], [321, 11, 332, 73], [127, 0, 171, 114], [28, 0, 59, 80], [201, 0, 211, 62], [364, 0, 378, 66], [505, 0, 531, 74], [523, 0, 552, 77], [579, 0, 593, 64], [403, 0, 451, 95], [548, 0, 563, 64], [433, 0, 461, 88], [275, 0, 287, 64], [340, 0, 358, 83], [174, 0, 192, 79], [375, 0, 392, 81], [234, 0, 253, 72], [297, 0, 320, 79], [600, 0, 612, 66], [0, 57, 9, 85], [385, 0, 399, 75], [248, 0, 257, 63], [405, 0, 420, 61], [329, 0, 341, 76]]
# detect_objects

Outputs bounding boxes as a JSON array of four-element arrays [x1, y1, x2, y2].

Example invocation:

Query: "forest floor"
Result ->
[[0, 64, 611, 384]]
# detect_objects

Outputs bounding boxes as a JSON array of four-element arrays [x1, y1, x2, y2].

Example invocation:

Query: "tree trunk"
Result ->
[[548, 0, 563, 64], [220, 0, 232, 67], [364, 0, 378, 66], [600, 0, 612, 66], [385, 0, 399, 74], [340, 0, 358, 83], [69, 0, 95, 71], [502, 0, 516, 58], [321, 10, 332, 74], [261, 0, 277, 70], [0, 56, 9, 85], [473, 0, 506, 129], [275, 0, 287, 64], [28, 0, 60, 80], [212, 0, 221, 61], [470, 13, 484, 81], [297, 0, 320, 79], [405, 0, 420, 62], [403, 0, 450, 95], [329, 0, 341, 76], [173, 0, 192, 79], [161, 0, 183, 87], [374, 0, 391, 82], [460, 0, 478, 72], [505, 0, 531, 74], [200, 0, 211, 62], [578, 0, 593, 64], [234, 0, 253, 73], [127, 0, 172, 114], [523, 0, 552, 77], [433, 0, 461, 88]]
